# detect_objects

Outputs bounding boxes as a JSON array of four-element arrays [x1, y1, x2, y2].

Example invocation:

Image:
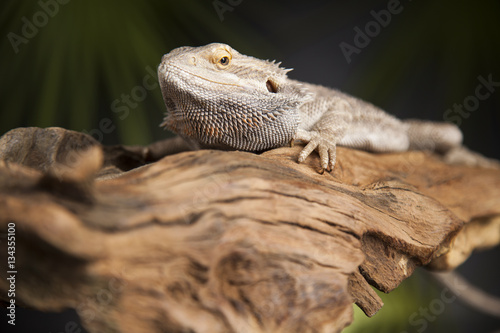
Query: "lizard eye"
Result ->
[[213, 49, 232, 68], [219, 56, 230, 66]]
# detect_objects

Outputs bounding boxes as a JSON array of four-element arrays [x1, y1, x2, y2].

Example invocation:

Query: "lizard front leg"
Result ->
[[294, 99, 352, 172]]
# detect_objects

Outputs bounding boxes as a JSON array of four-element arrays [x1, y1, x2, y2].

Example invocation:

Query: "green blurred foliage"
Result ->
[[0, 0, 266, 145], [1, 0, 499, 152], [0, 1, 499, 330], [344, 270, 456, 333]]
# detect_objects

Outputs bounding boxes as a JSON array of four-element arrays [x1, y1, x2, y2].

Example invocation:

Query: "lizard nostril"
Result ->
[[266, 79, 277, 93]]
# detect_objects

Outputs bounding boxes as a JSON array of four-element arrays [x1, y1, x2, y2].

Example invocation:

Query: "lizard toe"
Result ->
[[318, 142, 336, 172], [298, 140, 318, 163], [295, 130, 337, 172]]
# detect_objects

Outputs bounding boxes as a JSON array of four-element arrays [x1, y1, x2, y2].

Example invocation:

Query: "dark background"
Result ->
[[1, 1, 499, 332]]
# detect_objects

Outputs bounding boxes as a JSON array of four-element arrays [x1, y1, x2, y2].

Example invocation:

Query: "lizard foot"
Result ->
[[294, 129, 337, 173]]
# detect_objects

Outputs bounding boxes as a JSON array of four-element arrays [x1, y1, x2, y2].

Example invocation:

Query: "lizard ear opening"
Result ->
[[266, 79, 278, 93]]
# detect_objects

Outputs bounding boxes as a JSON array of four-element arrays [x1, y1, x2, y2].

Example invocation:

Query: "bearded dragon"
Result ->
[[157, 43, 463, 172]]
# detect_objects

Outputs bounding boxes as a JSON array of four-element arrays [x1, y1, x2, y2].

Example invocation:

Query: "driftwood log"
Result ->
[[0, 127, 499, 333]]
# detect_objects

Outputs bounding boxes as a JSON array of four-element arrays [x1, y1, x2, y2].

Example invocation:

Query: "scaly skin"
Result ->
[[158, 43, 462, 172]]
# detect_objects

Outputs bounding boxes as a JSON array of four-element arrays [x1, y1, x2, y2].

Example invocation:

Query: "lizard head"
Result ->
[[158, 43, 311, 151]]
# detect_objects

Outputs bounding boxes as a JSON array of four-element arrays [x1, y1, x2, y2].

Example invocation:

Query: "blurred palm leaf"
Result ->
[[0, 0, 261, 145]]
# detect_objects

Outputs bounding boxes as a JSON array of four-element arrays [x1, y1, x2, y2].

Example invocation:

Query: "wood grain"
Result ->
[[0, 127, 499, 333]]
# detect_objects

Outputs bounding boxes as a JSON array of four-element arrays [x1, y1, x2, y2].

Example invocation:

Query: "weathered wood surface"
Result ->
[[0, 127, 499, 333]]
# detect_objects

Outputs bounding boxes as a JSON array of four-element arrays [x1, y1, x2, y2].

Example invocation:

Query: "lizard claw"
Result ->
[[294, 129, 337, 172]]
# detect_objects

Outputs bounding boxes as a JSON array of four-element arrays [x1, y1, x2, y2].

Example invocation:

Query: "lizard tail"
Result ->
[[405, 120, 463, 153]]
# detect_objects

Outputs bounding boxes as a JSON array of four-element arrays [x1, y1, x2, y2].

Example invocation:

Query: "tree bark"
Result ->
[[0, 127, 499, 333]]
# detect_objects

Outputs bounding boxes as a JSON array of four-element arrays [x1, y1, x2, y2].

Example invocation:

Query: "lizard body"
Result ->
[[158, 43, 462, 171]]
